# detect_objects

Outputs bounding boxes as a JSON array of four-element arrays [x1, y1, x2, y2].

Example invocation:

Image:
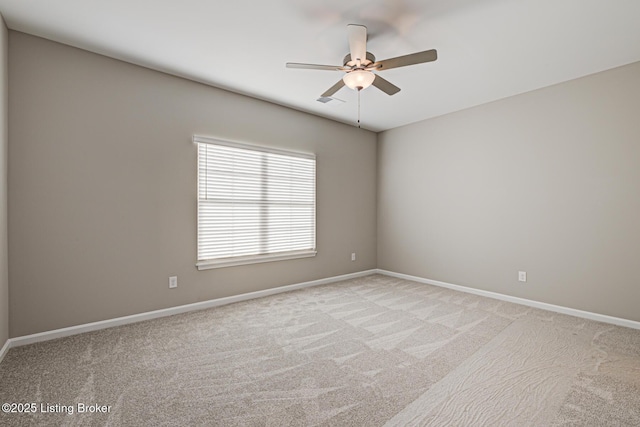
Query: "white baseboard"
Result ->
[[5, 267, 636, 358], [6, 269, 377, 350], [0, 338, 10, 364], [377, 269, 640, 330]]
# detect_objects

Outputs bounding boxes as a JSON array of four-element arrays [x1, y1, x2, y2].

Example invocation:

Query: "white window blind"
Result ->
[[195, 136, 316, 269]]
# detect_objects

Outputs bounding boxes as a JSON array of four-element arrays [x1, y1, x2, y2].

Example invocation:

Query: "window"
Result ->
[[195, 136, 316, 270]]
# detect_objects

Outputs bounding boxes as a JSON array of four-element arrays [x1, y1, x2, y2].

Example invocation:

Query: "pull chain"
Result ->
[[357, 88, 361, 128]]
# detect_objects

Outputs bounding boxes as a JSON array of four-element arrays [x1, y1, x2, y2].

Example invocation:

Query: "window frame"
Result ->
[[194, 135, 317, 270]]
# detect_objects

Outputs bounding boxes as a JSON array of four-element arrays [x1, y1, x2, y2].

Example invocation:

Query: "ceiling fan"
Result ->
[[286, 24, 438, 98]]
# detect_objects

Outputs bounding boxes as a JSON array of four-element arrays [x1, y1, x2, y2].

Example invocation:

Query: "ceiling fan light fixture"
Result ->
[[343, 70, 375, 91]]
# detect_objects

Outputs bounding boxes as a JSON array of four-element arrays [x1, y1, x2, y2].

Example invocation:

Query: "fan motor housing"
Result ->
[[343, 52, 376, 67]]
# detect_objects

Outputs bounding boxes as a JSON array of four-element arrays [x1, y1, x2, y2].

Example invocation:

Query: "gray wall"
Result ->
[[378, 61, 640, 322], [0, 18, 8, 348], [8, 30, 639, 339], [8, 32, 377, 337]]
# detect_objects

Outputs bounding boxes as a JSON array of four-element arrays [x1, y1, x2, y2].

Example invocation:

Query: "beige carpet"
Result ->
[[1, 274, 639, 426]]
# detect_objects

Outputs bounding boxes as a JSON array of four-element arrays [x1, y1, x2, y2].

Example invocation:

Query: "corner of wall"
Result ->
[[0, 14, 9, 356], [373, 130, 381, 269]]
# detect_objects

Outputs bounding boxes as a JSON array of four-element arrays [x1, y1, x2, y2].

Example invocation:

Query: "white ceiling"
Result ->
[[1, 0, 639, 132]]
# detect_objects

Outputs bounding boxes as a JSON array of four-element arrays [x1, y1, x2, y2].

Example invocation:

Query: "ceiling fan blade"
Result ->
[[321, 79, 346, 97], [286, 62, 345, 71], [374, 49, 437, 71], [372, 75, 401, 96], [347, 24, 367, 64]]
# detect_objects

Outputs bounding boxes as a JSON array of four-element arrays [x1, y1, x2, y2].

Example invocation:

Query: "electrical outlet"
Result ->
[[518, 271, 527, 282], [169, 276, 178, 288], [351, 253, 356, 261]]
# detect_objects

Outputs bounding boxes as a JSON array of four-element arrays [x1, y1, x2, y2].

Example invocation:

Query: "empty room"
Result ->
[[0, 0, 639, 425]]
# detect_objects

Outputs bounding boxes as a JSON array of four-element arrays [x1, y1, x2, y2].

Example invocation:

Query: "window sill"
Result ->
[[196, 250, 317, 270]]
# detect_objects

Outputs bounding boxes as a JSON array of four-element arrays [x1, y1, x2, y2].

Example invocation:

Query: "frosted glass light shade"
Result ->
[[342, 70, 375, 90]]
